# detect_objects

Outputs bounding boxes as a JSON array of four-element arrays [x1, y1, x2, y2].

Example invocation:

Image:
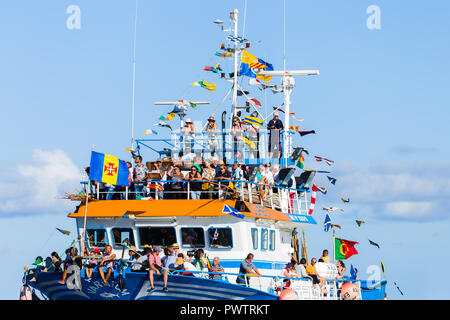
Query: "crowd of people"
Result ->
[[87, 154, 293, 201], [280, 249, 355, 295], [26, 244, 354, 296]]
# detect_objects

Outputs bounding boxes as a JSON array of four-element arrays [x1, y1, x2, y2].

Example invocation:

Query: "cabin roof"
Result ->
[[68, 199, 296, 222]]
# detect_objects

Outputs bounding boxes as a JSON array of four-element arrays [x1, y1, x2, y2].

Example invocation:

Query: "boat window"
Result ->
[[261, 229, 268, 250], [86, 229, 108, 248], [251, 228, 258, 250], [111, 228, 135, 248], [181, 227, 205, 248], [269, 230, 275, 250], [138, 227, 176, 248], [208, 228, 233, 248]]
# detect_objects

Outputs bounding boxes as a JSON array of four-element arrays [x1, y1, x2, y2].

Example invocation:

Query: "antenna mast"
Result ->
[[130, 0, 138, 150], [230, 8, 239, 120]]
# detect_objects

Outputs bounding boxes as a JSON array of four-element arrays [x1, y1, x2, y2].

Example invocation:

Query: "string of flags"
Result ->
[[314, 156, 334, 166], [203, 63, 222, 73], [192, 80, 217, 93]]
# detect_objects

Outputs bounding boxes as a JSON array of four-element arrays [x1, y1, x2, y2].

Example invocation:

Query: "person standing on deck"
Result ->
[[267, 112, 283, 158]]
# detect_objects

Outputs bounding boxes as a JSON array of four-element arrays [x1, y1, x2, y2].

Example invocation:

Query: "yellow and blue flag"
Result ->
[[89, 151, 129, 187], [239, 51, 274, 82]]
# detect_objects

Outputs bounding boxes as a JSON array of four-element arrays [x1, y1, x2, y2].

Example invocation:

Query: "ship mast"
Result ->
[[257, 70, 320, 163], [230, 8, 239, 121], [130, 0, 139, 151]]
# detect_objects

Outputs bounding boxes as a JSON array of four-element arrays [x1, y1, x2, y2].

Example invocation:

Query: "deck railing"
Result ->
[[81, 178, 309, 215], [135, 129, 298, 166]]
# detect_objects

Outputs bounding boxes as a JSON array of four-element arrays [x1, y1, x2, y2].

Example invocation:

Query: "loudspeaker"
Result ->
[[277, 168, 296, 187], [297, 170, 316, 189]]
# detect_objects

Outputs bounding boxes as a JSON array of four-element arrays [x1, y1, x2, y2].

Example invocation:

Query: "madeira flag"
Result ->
[[335, 238, 359, 260], [240, 51, 274, 82], [89, 151, 129, 187]]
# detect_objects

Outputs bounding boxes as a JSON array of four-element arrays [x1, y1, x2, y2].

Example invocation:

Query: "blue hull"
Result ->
[[26, 272, 278, 300], [360, 280, 387, 300]]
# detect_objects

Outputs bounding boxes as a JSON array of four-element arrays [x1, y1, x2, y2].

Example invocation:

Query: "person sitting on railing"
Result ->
[[320, 250, 330, 264], [254, 165, 269, 200], [280, 263, 299, 289], [98, 245, 116, 286], [185, 165, 203, 199], [190, 249, 207, 272], [209, 257, 225, 280], [85, 248, 101, 278], [133, 155, 148, 199], [148, 246, 169, 293], [167, 165, 185, 199], [178, 253, 197, 276], [336, 260, 346, 279], [162, 246, 177, 271], [201, 160, 215, 199], [206, 115, 218, 157], [306, 258, 326, 292], [131, 247, 151, 272], [236, 253, 261, 287]]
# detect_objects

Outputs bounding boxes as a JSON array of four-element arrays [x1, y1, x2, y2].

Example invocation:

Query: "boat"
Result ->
[[20, 5, 387, 301]]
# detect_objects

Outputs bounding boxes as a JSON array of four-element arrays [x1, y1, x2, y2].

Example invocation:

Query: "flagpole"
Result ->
[[81, 145, 94, 254], [333, 228, 336, 264]]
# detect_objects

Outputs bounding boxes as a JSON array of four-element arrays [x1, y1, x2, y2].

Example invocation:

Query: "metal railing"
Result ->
[[135, 129, 298, 166], [81, 178, 310, 215]]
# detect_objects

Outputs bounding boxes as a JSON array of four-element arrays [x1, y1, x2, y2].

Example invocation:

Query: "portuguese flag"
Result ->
[[335, 238, 359, 260]]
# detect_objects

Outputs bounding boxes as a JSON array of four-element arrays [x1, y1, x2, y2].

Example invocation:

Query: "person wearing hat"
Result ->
[[231, 116, 244, 159], [148, 246, 169, 292], [267, 111, 284, 158], [170, 243, 180, 255], [185, 164, 203, 199], [85, 248, 101, 278], [206, 115, 218, 156], [181, 118, 195, 155]]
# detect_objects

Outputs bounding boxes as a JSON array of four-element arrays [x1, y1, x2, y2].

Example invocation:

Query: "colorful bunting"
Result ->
[[327, 176, 337, 185], [317, 186, 327, 194], [324, 214, 332, 232], [355, 220, 365, 227], [322, 206, 344, 212], [154, 121, 172, 131], [341, 198, 350, 203], [56, 228, 70, 236], [143, 129, 158, 135], [240, 50, 274, 82], [243, 116, 263, 127], [369, 239, 380, 249], [192, 80, 217, 93], [215, 51, 233, 58], [298, 130, 316, 136], [246, 98, 261, 107], [314, 156, 334, 166], [203, 63, 222, 73]]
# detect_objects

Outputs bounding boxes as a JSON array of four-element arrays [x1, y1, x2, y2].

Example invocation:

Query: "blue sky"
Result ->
[[0, 0, 449, 299]]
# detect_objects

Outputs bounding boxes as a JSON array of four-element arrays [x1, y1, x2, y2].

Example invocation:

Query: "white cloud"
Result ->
[[323, 159, 450, 222], [0, 149, 82, 216]]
